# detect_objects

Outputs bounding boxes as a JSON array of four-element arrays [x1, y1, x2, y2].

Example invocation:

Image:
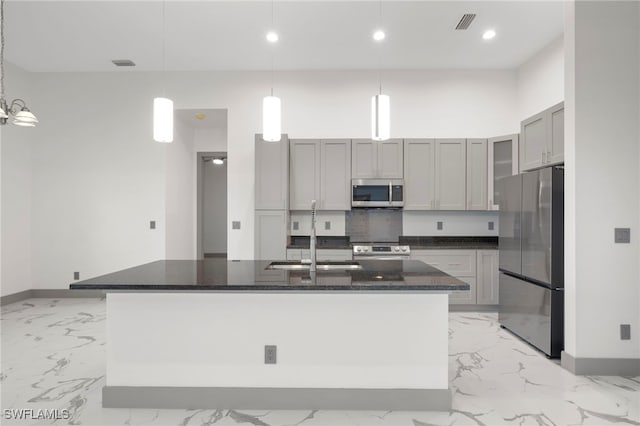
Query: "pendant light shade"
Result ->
[[371, 94, 390, 141], [153, 97, 173, 143], [262, 95, 281, 142], [13, 108, 38, 127]]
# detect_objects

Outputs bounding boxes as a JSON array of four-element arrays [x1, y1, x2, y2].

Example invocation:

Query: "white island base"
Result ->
[[103, 292, 451, 410]]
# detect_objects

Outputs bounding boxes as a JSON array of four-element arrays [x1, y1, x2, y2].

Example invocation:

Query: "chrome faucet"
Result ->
[[310, 199, 317, 272]]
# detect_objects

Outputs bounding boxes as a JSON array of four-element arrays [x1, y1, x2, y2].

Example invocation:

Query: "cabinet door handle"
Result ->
[[547, 151, 551, 162], [542, 151, 546, 163]]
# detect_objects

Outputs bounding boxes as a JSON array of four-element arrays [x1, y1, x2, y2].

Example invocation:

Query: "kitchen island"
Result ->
[[70, 259, 469, 411]]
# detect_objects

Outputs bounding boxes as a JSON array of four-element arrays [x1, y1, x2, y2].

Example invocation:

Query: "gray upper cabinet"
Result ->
[[520, 102, 564, 172], [487, 134, 519, 210], [466, 139, 487, 211], [404, 139, 436, 210], [320, 139, 351, 210], [351, 139, 403, 179], [548, 103, 564, 165], [289, 139, 320, 210], [290, 139, 351, 210], [403, 138, 466, 210], [255, 134, 289, 210], [436, 138, 466, 210]]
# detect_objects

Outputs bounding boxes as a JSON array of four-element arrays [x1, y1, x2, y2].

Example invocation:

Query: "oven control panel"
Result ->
[[352, 245, 411, 256]]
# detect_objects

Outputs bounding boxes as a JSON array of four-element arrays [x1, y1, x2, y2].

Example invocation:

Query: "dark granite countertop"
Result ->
[[69, 259, 470, 292], [287, 236, 352, 250], [287, 236, 497, 250], [399, 236, 498, 249]]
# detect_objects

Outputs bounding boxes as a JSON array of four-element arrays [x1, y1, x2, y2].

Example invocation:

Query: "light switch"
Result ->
[[150, 220, 156, 230], [232, 221, 241, 230], [621, 324, 631, 340], [614, 228, 630, 243], [293, 221, 299, 231], [488, 221, 495, 231], [324, 221, 331, 230], [437, 221, 443, 231]]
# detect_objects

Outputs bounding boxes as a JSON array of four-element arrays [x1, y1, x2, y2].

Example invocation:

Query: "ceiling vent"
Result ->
[[111, 59, 136, 67], [455, 14, 476, 30]]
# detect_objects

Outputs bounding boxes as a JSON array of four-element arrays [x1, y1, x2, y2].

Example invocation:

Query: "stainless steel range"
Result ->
[[352, 244, 411, 260]]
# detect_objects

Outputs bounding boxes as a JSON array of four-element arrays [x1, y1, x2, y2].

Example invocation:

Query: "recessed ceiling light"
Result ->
[[482, 29, 496, 40], [373, 30, 386, 41], [212, 158, 224, 165], [195, 113, 206, 120], [266, 31, 279, 43]]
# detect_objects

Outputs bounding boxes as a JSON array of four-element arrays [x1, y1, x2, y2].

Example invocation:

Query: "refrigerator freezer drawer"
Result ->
[[498, 272, 563, 358]]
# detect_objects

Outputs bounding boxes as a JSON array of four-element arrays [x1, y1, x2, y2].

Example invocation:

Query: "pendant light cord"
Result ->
[[162, 0, 166, 97], [1, 0, 6, 99], [270, 0, 275, 96], [377, 0, 382, 95]]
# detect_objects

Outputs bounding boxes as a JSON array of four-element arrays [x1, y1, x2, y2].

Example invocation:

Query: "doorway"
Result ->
[[197, 152, 227, 259]]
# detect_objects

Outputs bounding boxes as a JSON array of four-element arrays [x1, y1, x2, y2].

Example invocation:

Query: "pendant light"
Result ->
[[0, 0, 38, 127], [153, 0, 173, 143], [262, 0, 281, 142], [371, 1, 390, 141]]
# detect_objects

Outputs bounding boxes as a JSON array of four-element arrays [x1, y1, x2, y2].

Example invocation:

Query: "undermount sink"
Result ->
[[266, 261, 363, 271]]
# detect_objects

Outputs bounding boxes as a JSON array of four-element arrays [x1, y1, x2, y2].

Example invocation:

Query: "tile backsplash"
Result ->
[[346, 209, 403, 242], [402, 210, 499, 236]]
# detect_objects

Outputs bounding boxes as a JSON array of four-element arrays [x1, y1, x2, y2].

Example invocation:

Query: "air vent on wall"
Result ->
[[455, 14, 476, 30], [111, 59, 136, 67]]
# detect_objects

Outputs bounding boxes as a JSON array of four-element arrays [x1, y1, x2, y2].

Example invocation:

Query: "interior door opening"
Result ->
[[198, 152, 228, 259]]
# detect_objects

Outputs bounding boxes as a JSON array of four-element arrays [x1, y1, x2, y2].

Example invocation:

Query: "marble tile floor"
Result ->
[[1, 298, 638, 426]]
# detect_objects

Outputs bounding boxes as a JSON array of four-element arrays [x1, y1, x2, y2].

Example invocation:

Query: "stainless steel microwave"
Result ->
[[351, 179, 404, 208]]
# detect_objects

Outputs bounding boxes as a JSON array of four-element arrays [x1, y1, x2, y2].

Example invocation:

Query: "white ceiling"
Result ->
[[4, 1, 564, 72]]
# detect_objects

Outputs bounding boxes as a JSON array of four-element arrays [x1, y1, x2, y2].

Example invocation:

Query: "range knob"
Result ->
[[393, 247, 400, 252], [356, 247, 362, 253], [401, 247, 408, 252]]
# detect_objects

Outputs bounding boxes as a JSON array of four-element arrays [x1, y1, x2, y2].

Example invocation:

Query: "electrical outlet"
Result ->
[[293, 221, 299, 231], [437, 221, 443, 230], [614, 228, 631, 244], [73, 271, 80, 280], [264, 345, 277, 364], [324, 221, 331, 230], [621, 324, 631, 340], [149, 220, 156, 230], [232, 221, 241, 230], [488, 221, 495, 231]]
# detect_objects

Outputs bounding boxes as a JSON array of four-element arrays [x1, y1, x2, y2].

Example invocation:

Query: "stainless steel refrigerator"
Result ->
[[498, 166, 564, 358]]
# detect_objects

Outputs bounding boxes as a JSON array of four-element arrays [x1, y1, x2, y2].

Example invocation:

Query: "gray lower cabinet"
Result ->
[[520, 101, 564, 171], [476, 250, 499, 305], [255, 134, 289, 210], [290, 139, 351, 210], [255, 210, 287, 260], [411, 249, 477, 304]]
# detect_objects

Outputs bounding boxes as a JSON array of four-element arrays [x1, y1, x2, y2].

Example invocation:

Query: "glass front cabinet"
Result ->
[[487, 134, 519, 210]]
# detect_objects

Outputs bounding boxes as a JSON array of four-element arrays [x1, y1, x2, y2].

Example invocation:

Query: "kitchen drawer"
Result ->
[[411, 250, 477, 277], [287, 249, 351, 261]]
